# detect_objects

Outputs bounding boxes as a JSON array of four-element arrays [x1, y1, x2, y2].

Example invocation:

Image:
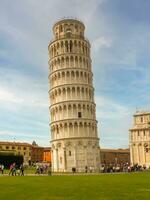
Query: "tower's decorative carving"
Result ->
[[48, 19, 100, 172]]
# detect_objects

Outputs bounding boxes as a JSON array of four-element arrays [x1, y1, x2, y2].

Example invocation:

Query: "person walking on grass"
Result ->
[[0, 164, 4, 174], [20, 164, 24, 176], [1, 164, 4, 174], [9, 164, 13, 176], [12, 163, 16, 176], [85, 166, 88, 173]]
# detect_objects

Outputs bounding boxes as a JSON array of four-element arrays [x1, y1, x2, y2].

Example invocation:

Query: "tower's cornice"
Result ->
[[49, 83, 94, 93], [49, 100, 96, 109], [52, 18, 85, 32]]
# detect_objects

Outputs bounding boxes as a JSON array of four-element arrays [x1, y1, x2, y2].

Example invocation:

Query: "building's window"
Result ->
[[66, 30, 71, 38], [0, 146, 2, 150], [137, 131, 140, 136], [6, 146, 9, 150], [70, 41, 73, 52], [60, 157, 62, 164], [23, 147, 26, 150], [69, 151, 71, 156], [57, 126, 59, 134], [56, 33, 58, 39], [59, 25, 63, 32], [24, 152, 26, 155], [78, 112, 82, 118], [145, 148, 149, 153], [75, 25, 78, 32], [12, 146, 15, 150], [143, 131, 146, 136], [18, 146, 21, 150]]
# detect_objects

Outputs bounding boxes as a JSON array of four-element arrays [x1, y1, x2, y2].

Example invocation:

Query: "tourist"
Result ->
[[20, 164, 24, 176], [89, 166, 92, 173], [35, 165, 40, 174], [12, 163, 16, 176], [0, 164, 4, 174], [72, 167, 76, 174], [9, 164, 14, 176], [40, 166, 44, 174], [85, 166, 88, 173]]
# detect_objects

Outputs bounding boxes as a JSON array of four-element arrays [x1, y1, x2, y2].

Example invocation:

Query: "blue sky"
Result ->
[[0, 0, 150, 148]]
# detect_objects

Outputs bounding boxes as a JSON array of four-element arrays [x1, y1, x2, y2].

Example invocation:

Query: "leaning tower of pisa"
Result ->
[[48, 19, 100, 172]]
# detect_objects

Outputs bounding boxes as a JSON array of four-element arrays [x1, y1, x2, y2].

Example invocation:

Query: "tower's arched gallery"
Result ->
[[48, 19, 100, 172]]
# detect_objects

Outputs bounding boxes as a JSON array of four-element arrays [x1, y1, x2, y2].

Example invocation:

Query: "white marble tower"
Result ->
[[48, 19, 100, 172]]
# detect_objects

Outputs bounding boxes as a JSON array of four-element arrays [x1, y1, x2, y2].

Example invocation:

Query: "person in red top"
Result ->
[[9, 164, 13, 176]]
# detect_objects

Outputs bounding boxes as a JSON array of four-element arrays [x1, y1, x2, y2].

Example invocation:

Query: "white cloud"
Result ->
[[0, 68, 49, 112], [0, 86, 23, 103], [92, 37, 112, 51]]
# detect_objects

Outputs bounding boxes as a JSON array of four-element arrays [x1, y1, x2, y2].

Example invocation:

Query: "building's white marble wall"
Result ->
[[130, 112, 150, 168]]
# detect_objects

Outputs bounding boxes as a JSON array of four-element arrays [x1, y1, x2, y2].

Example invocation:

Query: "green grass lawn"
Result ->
[[0, 172, 150, 200]]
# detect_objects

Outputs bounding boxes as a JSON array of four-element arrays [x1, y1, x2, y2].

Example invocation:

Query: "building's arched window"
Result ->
[[69, 151, 71, 156], [59, 25, 63, 32], [78, 112, 82, 118], [66, 29, 72, 38], [75, 25, 78, 32], [70, 41, 73, 52], [56, 33, 58, 39]]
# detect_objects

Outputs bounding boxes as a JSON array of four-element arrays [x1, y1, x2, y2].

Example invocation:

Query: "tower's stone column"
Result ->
[[48, 19, 100, 172]]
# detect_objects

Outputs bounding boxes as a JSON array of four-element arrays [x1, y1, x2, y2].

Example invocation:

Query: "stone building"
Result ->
[[43, 147, 51, 163], [0, 141, 32, 164], [31, 145, 44, 163], [129, 111, 150, 168], [0, 140, 51, 164], [100, 148, 130, 166], [31, 141, 51, 163], [48, 19, 100, 172]]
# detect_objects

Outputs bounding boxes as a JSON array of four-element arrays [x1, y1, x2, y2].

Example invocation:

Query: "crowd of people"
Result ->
[[0, 163, 51, 176], [100, 163, 148, 173], [9, 163, 24, 176], [35, 164, 50, 174], [0, 162, 149, 175], [0, 163, 24, 176], [71, 163, 149, 174]]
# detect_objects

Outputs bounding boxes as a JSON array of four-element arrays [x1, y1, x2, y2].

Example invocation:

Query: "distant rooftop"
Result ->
[[134, 110, 150, 116], [100, 148, 129, 153], [0, 141, 32, 146]]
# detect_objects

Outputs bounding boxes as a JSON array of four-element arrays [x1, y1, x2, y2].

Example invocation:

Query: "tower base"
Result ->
[[51, 138, 100, 173]]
